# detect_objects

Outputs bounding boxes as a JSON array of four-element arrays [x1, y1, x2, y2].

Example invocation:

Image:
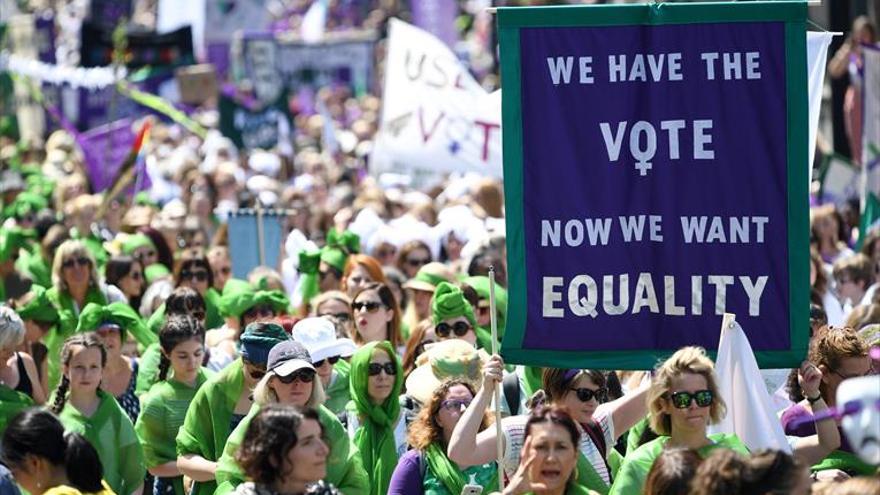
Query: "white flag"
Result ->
[[301, 0, 328, 44], [807, 32, 834, 182], [371, 19, 502, 183], [708, 315, 792, 453]]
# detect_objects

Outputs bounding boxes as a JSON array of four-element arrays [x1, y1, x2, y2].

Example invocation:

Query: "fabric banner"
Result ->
[[80, 22, 195, 69], [227, 210, 285, 280], [861, 45, 880, 240], [218, 91, 291, 150], [88, 0, 133, 31], [79, 118, 139, 192], [498, 2, 810, 369], [371, 19, 502, 184], [819, 154, 859, 207]]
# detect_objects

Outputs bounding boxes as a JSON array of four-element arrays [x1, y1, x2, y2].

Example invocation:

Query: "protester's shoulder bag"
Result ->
[[503, 372, 521, 416]]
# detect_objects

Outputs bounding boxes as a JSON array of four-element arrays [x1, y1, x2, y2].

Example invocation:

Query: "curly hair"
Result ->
[[407, 379, 491, 450], [809, 325, 869, 399], [647, 346, 726, 436], [235, 404, 323, 486]]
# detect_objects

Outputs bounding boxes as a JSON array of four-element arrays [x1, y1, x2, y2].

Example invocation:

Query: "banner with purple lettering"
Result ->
[[498, 2, 809, 369]]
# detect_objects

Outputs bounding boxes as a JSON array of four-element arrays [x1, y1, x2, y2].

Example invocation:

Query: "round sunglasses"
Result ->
[[435, 321, 472, 338]]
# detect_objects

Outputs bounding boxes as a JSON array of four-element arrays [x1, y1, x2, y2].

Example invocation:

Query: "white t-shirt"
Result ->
[[500, 410, 615, 483]]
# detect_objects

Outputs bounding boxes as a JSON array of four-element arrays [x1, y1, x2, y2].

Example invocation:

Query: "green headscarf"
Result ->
[[16, 285, 58, 323], [218, 279, 289, 319], [463, 275, 508, 336], [2, 190, 47, 219], [297, 250, 321, 303], [431, 282, 477, 326], [349, 341, 403, 495], [121, 233, 156, 255], [321, 228, 360, 273], [0, 226, 30, 262], [76, 301, 158, 348]]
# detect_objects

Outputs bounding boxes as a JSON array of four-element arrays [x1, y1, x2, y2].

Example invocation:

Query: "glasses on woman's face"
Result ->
[[352, 301, 385, 313], [440, 399, 472, 412], [319, 311, 351, 322], [435, 321, 472, 338], [275, 369, 316, 384], [181, 269, 209, 282], [406, 256, 430, 268], [667, 389, 714, 409], [368, 362, 397, 376], [62, 257, 90, 269], [569, 386, 607, 403], [314, 355, 340, 368], [244, 361, 266, 380]]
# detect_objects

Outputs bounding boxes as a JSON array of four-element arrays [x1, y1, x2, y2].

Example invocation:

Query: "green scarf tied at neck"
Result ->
[[431, 282, 477, 327], [349, 341, 403, 495], [424, 443, 498, 495], [298, 250, 321, 303], [219, 279, 289, 318], [121, 233, 156, 255], [16, 285, 59, 324], [76, 301, 157, 348], [0, 226, 31, 262]]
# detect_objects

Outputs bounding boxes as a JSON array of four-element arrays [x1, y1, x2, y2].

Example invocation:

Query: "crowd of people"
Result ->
[[0, 2, 879, 495]]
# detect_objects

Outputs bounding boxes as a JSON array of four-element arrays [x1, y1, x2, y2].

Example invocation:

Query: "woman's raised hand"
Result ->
[[502, 436, 548, 495], [482, 354, 504, 389]]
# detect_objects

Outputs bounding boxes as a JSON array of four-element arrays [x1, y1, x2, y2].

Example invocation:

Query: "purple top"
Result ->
[[780, 403, 853, 453], [387, 449, 423, 495]]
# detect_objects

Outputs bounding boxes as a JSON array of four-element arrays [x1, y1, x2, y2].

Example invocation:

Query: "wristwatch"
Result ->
[[806, 394, 823, 404]]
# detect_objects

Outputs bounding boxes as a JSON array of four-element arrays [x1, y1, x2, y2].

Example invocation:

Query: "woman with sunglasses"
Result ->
[[105, 256, 146, 314], [291, 317, 357, 414], [609, 347, 747, 495], [396, 241, 432, 280], [431, 282, 493, 350], [176, 323, 291, 495], [351, 283, 403, 353], [121, 233, 160, 270], [214, 340, 369, 495], [389, 379, 498, 495], [46, 240, 126, 390], [147, 250, 224, 336], [781, 326, 874, 478], [311, 291, 354, 340], [343, 341, 406, 495], [449, 356, 649, 494]]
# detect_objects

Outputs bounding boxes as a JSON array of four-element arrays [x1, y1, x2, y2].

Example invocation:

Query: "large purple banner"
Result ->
[[498, 3, 809, 369]]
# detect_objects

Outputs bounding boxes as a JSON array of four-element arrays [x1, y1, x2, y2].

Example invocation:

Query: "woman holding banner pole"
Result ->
[[448, 355, 649, 493]]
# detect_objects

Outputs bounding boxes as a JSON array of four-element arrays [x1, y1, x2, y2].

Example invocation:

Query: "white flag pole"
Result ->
[[489, 266, 505, 490]]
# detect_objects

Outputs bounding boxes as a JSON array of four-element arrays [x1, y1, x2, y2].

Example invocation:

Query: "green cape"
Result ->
[[323, 358, 352, 414], [609, 433, 749, 495], [175, 359, 246, 495], [811, 449, 876, 476], [349, 341, 404, 495], [135, 343, 163, 397], [58, 390, 146, 495], [136, 368, 214, 495], [214, 403, 369, 495]]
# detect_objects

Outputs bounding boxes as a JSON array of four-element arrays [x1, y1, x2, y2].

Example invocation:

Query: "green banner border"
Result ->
[[498, 1, 810, 370]]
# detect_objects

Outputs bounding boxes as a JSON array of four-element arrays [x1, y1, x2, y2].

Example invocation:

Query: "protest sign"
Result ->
[[371, 19, 502, 184], [860, 45, 880, 240], [819, 154, 859, 207], [80, 22, 195, 69], [219, 91, 291, 150], [176, 64, 218, 105], [498, 2, 809, 369]]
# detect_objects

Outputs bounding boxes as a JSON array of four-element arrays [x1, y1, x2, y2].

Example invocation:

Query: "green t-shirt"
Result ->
[[214, 403, 369, 495], [136, 368, 214, 495], [609, 433, 749, 495], [58, 390, 146, 495], [0, 384, 34, 433], [323, 359, 352, 414], [135, 343, 163, 397], [175, 359, 246, 495]]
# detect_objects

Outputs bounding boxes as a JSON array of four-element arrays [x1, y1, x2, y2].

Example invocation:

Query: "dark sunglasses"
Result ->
[[62, 257, 90, 269], [352, 301, 385, 313], [368, 362, 397, 376], [570, 386, 608, 403], [440, 399, 472, 411], [406, 257, 430, 267], [243, 304, 276, 320], [181, 270, 209, 282], [128, 271, 143, 281], [668, 389, 714, 409], [244, 361, 267, 380], [436, 321, 472, 338], [314, 356, 341, 367], [319, 312, 351, 322], [275, 369, 316, 384]]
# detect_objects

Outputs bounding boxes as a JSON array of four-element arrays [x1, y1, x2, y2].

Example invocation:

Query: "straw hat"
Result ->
[[403, 262, 457, 293], [404, 339, 489, 406]]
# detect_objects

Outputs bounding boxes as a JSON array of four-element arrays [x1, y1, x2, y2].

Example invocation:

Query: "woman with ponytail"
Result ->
[[136, 315, 213, 495], [52, 334, 145, 495], [0, 408, 113, 495]]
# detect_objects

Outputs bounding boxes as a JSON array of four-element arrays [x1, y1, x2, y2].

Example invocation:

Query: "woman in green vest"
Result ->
[[492, 405, 595, 495], [136, 315, 214, 495], [388, 379, 498, 495], [609, 347, 748, 495], [45, 240, 127, 390], [51, 333, 146, 495], [449, 356, 649, 494], [175, 322, 291, 495], [214, 339, 368, 495]]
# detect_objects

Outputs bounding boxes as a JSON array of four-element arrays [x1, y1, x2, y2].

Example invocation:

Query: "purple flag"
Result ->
[[79, 118, 150, 193]]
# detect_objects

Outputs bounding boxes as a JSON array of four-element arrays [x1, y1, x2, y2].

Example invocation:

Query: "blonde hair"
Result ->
[[647, 346, 726, 436], [252, 371, 325, 408], [51, 240, 100, 293], [310, 290, 352, 315]]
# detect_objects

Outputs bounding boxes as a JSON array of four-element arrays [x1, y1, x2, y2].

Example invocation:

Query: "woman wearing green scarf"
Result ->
[[176, 322, 291, 495], [449, 358, 650, 495], [346, 341, 406, 495], [431, 282, 496, 352], [389, 379, 498, 495], [121, 233, 159, 268], [490, 405, 595, 495], [214, 340, 369, 495], [76, 302, 157, 423], [45, 240, 127, 390]]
